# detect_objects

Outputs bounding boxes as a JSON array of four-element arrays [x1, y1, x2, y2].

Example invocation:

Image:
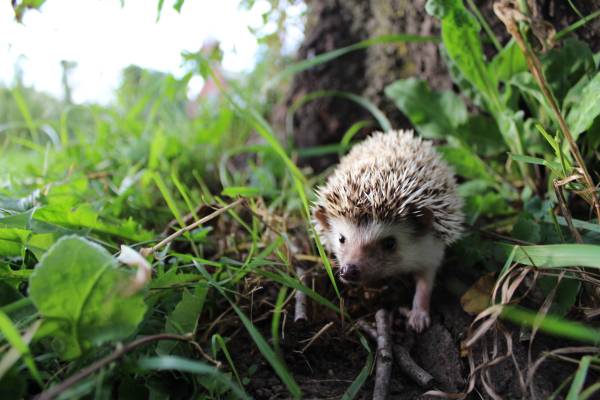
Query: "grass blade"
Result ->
[[196, 264, 302, 398], [510, 244, 600, 269], [341, 335, 373, 400], [277, 34, 440, 82], [0, 312, 43, 385], [286, 90, 391, 137], [501, 306, 600, 344], [11, 88, 39, 143], [211, 334, 245, 391], [566, 355, 591, 400], [271, 285, 289, 355], [138, 355, 249, 399]]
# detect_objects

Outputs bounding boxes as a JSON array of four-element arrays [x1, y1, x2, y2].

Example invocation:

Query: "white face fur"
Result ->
[[321, 216, 445, 284]]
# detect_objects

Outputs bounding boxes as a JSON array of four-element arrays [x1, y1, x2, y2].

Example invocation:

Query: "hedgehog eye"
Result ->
[[381, 236, 396, 251], [339, 234, 346, 244]]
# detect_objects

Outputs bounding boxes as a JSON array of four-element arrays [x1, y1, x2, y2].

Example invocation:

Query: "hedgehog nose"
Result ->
[[341, 263, 360, 282]]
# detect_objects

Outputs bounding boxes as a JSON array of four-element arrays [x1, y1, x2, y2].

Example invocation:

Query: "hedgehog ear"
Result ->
[[313, 206, 331, 230], [411, 208, 433, 235]]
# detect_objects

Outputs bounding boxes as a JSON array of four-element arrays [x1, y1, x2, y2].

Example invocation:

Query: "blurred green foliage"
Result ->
[[2, 0, 600, 399]]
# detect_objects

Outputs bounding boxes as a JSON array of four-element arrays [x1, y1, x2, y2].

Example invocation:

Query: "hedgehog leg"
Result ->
[[408, 270, 435, 333]]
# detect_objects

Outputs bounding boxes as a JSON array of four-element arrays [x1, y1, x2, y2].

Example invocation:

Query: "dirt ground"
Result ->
[[225, 262, 596, 400]]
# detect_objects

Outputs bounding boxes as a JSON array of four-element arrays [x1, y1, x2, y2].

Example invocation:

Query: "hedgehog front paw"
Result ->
[[407, 308, 430, 333]]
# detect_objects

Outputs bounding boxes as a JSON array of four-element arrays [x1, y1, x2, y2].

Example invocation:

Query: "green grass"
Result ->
[[1, 2, 600, 399]]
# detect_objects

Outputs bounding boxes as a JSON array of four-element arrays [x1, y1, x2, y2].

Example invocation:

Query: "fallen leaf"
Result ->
[[460, 272, 497, 315]]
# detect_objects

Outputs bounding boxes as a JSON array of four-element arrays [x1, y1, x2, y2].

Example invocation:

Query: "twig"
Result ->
[[356, 319, 378, 341], [358, 319, 434, 389], [373, 309, 392, 400], [356, 319, 434, 388], [393, 345, 434, 388], [141, 198, 244, 257], [300, 321, 335, 353], [294, 267, 308, 322], [161, 203, 208, 236], [35, 334, 210, 400]]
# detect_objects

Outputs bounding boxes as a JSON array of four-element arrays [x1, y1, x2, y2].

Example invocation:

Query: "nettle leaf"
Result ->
[[542, 38, 595, 105], [34, 204, 150, 242], [456, 115, 506, 157], [512, 215, 541, 244], [566, 72, 600, 139], [438, 146, 494, 182], [538, 275, 581, 317], [157, 284, 207, 355], [430, 0, 498, 107], [489, 39, 527, 82], [385, 78, 467, 138], [29, 236, 147, 360]]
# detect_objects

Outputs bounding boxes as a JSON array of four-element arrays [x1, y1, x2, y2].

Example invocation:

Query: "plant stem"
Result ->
[[35, 334, 204, 400], [556, 9, 600, 40], [142, 198, 245, 256]]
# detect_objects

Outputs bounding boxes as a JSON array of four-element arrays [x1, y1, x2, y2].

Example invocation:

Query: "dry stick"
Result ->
[[392, 345, 434, 388], [357, 319, 434, 388], [494, 1, 600, 223], [300, 321, 335, 353], [356, 319, 378, 341], [35, 334, 207, 400], [294, 266, 308, 322], [373, 309, 393, 400], [141, 198, 245, 257]]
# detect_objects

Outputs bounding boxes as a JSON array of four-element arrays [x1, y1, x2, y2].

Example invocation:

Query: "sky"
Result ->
[[0, 0, 304, 104]]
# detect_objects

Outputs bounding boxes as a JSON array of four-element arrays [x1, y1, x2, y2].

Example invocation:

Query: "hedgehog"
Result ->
[[312, 130, 464, 332]]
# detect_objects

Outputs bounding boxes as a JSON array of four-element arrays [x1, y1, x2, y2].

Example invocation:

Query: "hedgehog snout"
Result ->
[[340, 263, 361, 282]]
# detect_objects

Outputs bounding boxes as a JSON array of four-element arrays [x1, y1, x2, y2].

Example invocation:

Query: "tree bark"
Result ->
[[281, 0, 600, 171]]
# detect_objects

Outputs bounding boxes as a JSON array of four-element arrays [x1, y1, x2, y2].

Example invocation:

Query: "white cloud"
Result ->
[[0, 0, 288, 104]]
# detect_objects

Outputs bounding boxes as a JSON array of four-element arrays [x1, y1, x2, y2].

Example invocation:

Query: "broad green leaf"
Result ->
[[33, 205, 150, 242], [542, 38, 595, 104], [438, 145, 494, 182], [538, 275, 581, 317], [456, 115, 505, 157], [385, 78, 466, 138], [509, 73, 553, 117], [511, 244, 600, 269], [497, 110, 526, 156], [29, 236, 147, 359], [488, 39, 527, 82], [463, 191, 512, 224], [428, 0, 500, 111], [566, 72, 600, 139], [157, 284, 207, 355], [512, 216, 541, 244]]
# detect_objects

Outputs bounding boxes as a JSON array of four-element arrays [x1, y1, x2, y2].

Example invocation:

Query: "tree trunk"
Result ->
[[281, 0, 600, 171]]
